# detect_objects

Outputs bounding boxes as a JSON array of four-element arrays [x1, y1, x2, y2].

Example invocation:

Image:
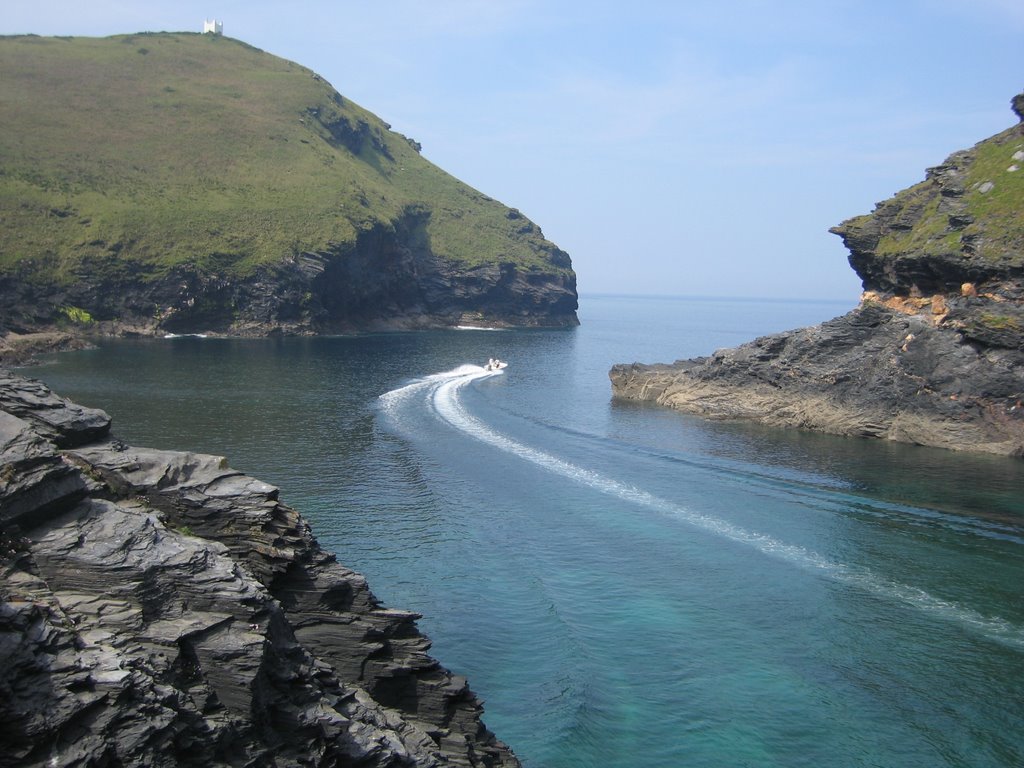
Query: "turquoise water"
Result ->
[[25, 295, 1024, 767]]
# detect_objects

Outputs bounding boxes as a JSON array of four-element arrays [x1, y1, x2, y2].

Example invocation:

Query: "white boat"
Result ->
[[484, 358, 508, 371]]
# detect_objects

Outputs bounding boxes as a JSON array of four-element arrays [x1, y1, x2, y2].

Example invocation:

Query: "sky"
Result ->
[[4, 1, 1023, 301]]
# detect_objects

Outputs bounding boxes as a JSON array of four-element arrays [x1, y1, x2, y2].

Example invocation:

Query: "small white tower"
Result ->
[[203, 19, 223, 35]]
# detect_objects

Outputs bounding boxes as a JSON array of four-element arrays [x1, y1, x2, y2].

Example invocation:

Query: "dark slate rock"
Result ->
[[611, 302, 1024, 456], [0, 371, 111, 448], [0, 370, 519, 767]]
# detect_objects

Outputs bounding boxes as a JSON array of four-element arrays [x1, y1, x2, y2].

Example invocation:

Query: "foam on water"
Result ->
[[382, 366, 1024, 651], [379, 364, 493, 417]]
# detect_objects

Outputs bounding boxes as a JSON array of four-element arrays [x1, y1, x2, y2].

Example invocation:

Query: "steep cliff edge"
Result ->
[[0, 33, 577, 348], [0, 370, 519, 767], [611, 94, 1024, 457]]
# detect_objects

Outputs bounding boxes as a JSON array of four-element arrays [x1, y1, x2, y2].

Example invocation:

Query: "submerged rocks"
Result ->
[[611, 93, 1024, 457], [0, 371, 519, 767]]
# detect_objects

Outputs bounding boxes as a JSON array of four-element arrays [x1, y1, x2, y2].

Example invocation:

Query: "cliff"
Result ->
[[0, 370, 519, 767], [0, 33, 577, 348], [610, 94, 1024, 457]]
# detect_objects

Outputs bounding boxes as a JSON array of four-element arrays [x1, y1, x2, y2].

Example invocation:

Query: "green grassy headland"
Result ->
[[0, 33, 568, 289], [866, 126, 1024, 265]]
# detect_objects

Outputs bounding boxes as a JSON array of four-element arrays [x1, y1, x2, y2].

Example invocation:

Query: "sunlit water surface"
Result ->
[[26, 295, 1024, 767]]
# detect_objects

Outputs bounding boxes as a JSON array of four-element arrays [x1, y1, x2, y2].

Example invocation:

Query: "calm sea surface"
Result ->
[[25, 295, 1024, 767]]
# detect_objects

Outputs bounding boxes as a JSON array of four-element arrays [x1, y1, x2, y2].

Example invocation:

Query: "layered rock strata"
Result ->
[[0, 370, 519, 767], [611, 95, 1024, 457]]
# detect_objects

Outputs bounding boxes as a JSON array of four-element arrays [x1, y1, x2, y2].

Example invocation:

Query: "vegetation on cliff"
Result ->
[[0, 33, 576, 334], [831, 115, 1024, 295]]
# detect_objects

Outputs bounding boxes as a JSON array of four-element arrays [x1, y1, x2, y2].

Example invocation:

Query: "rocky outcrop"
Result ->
[[0, 332, 93, 368], [610, 94, 1024, 457], [0, 371, 519, 767], [611, 300, 1024, 455]]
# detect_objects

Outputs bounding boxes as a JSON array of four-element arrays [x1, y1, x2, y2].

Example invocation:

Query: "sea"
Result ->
[[24, 294, 1024, 768]]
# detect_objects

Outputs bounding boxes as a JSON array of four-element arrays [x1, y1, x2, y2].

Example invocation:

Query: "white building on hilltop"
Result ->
[[203, 19, 223, 35]]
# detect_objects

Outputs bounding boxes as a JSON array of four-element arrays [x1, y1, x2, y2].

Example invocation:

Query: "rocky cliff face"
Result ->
[[0, 207, 579, 342], [0, 370, 519, 767], [610, 94, 1024, 457], [172, 206, 578, 334]]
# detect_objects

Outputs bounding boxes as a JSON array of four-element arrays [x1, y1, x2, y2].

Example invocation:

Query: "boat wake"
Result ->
[[379, 366, 1024, 651], [378, 364, 501, 418]]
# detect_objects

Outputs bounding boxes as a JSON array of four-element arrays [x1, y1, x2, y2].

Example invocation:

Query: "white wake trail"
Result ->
[[379, 364, 492, 419], [406, 369, 1024, 651]]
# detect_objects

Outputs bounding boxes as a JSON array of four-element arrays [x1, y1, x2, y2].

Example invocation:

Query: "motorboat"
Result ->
[[484, 358, 508, 371]]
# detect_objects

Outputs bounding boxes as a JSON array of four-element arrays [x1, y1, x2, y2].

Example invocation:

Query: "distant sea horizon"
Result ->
[[578, 288, 862, 303]]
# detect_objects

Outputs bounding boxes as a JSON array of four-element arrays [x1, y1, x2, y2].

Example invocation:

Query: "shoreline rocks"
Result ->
[[0, 332, 95, 368], [610, 299, 1024, 456], [0, 370, 519, 767]]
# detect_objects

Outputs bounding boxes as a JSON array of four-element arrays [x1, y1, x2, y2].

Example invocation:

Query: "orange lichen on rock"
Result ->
[[860, 291, 953, 324]]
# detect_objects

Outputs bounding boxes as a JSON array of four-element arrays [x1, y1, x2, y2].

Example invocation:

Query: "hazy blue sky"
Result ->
[[5, 1, 1023, 300]]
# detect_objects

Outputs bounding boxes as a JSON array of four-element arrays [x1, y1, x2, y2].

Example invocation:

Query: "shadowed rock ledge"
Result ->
[[610, 94, 1024, 457], [0, 370, 519, 767]]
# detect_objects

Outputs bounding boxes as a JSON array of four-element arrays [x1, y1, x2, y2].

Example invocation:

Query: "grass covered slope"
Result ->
[[0, 33, 576, 333], [829, 99, 1024, 351], [831, 112, 1024, 295]]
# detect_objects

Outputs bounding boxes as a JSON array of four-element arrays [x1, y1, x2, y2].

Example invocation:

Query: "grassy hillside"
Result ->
[[0, 33, 566, 288], [835, 122, 1024, 272]]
